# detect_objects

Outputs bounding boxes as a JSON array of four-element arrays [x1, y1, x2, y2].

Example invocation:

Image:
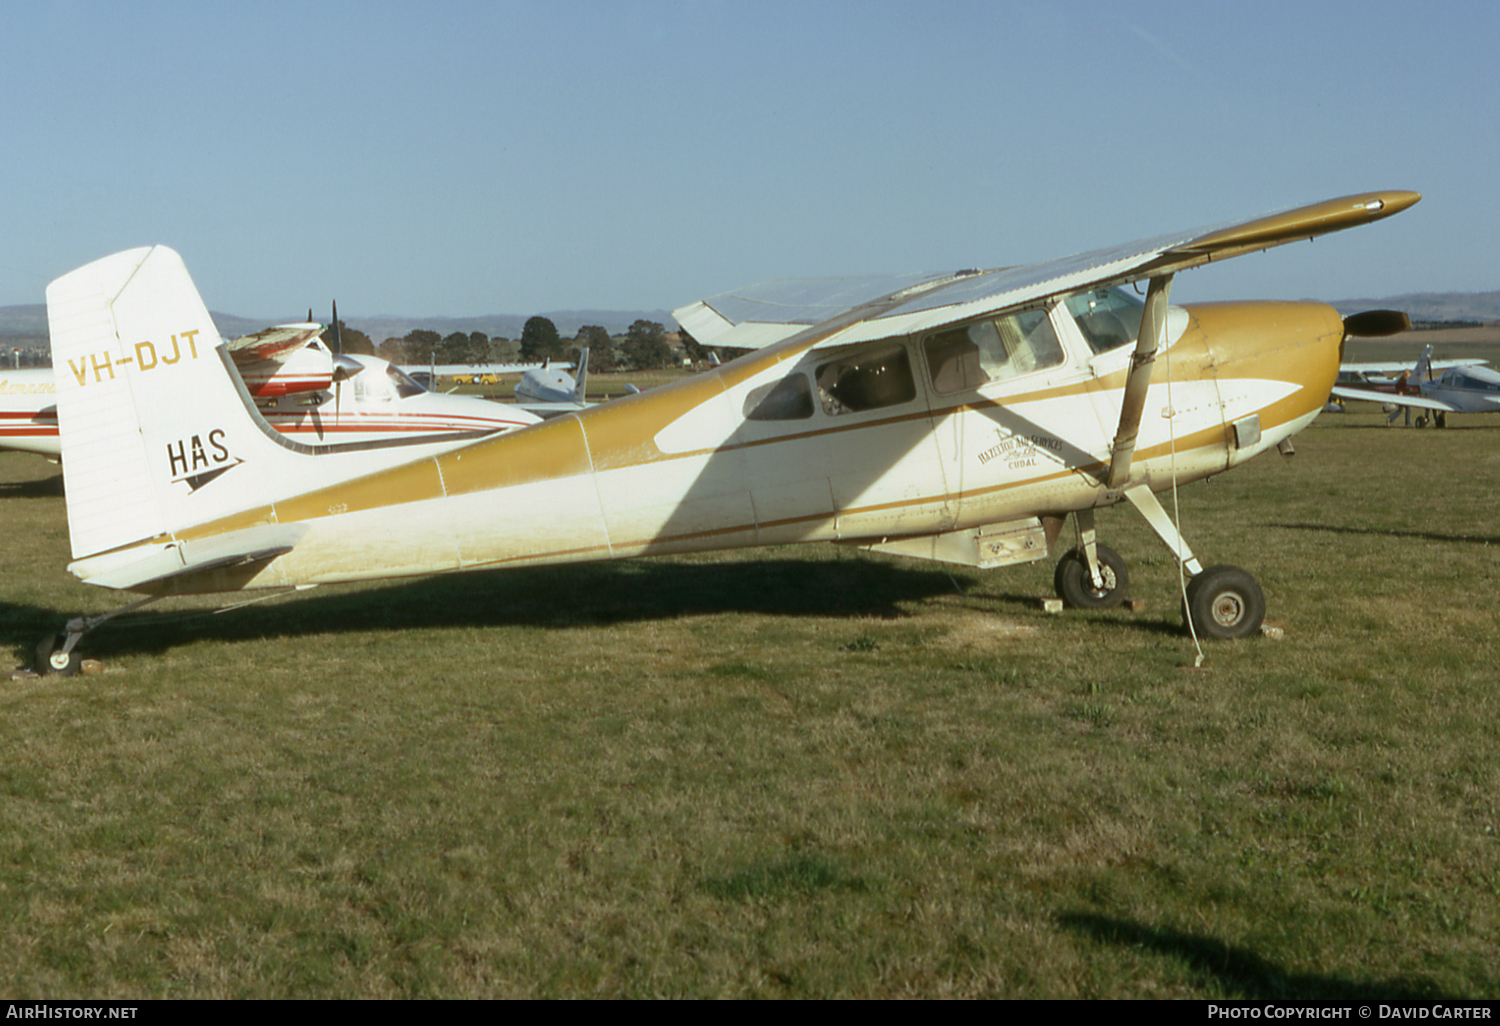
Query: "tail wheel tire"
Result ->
[[1184, 566, 1265, 640], [35, 634, 81, 677], [1054, 544, 1129, 609]]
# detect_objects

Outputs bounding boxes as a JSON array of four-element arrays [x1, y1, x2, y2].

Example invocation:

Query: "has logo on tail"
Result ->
[[166, 428, 242, 492]]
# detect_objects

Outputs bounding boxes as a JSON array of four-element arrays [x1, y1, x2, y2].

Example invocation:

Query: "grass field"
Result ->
[[1, 411, 1498, 998]]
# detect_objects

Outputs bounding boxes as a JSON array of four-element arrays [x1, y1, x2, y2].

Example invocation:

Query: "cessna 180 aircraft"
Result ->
[[33, 190, 1420, 674], [0, 328, 539, 461]]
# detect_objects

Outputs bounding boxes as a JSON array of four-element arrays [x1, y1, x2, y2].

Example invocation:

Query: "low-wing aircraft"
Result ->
[[0, 367, 57, 457], [513, 348, 591, 416], [511, 350, 644, 418], [1, 338, 540, 461], [1332, 344, 1499, 426], [34, 191, 1420, 674]]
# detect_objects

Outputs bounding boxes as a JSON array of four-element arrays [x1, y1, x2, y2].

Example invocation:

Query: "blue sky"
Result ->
[[2, 0, 1495, 320]]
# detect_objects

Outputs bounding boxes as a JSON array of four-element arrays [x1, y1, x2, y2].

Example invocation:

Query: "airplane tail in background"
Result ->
[[571, 347, 589, 404], [1412, 344, 1435, 384]]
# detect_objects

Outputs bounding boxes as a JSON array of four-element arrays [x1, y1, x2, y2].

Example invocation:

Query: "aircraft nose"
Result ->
[[1189, 300, 1346, 431]]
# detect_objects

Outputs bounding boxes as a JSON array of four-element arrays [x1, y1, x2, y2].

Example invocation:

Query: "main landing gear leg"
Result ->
[[33, 595, 163, 676], [1123, 484, 1265, 640], [1052, 507, 1131, 609]]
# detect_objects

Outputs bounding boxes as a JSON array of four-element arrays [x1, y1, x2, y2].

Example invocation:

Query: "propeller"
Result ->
[[327, 300, 362, 427]]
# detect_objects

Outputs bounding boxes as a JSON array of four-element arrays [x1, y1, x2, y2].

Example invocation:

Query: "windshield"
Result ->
[[1064, 288, 1144, 354], [385, 363, 426, 398]]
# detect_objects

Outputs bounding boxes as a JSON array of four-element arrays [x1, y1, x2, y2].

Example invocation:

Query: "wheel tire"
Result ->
[[1054, 544, 1130, 609], [35, 634, 81, 677], [1184, 566, 1265, 640]]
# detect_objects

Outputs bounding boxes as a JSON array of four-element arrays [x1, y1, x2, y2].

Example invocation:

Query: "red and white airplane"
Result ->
[[2, 324, 539, 460]]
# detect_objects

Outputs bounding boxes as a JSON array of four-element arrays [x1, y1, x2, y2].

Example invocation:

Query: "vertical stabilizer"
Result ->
[[48, 248, 188, 558], [48, 247, 301, 561], [571, 347, 590, 404], [1412, 344, 1435, 384]]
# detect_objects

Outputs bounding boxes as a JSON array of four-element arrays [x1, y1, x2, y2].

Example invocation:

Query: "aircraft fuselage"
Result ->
[[133, 297, 1343, 595]]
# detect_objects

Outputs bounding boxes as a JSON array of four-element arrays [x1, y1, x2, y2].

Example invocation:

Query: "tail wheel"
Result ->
[[35, 634, 82, 677], [1054, 544, 1130, 609], [1184, 566, 1265, 640]]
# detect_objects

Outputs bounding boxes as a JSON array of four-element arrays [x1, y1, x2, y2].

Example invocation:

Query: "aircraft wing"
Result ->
[[1340, 359, 1486, 374], [223, 323, 325, 362], [223, 323, 334, 397], [1329, 386, 1458, 412], [675, 191, 1422, 350]]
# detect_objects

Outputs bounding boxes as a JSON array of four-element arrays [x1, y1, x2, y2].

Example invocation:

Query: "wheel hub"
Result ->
[[1087, 567, 1117, 597], [1210, 592, 1245, 627]]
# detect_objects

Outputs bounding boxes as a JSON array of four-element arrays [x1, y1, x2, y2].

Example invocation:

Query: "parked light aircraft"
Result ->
[[34, 191, 1420, 674], [402, 361, 575, 387], [1, 338, 539, 461], [1332, 344, 1499, 426], [0, 367, 56, 457], [514, 348, 590, 415], [513, 350, 646, 417]]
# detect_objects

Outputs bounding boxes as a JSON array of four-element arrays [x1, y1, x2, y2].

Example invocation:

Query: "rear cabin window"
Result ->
[[815, 344, 917, 415], [744, 373, 815, 420], [924, 307, 1064, 394]]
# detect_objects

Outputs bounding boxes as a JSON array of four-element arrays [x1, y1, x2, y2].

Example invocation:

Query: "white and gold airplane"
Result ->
[[34, 191, 1419, 674]]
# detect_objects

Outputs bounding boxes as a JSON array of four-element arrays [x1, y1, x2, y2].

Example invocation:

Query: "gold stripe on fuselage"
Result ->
[[175, 300, 1340, 554]]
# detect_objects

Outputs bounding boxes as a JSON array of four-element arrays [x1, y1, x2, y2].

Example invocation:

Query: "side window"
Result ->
[[815, 344, 917, 416], [1065, 288, 1143, 354], [744, 373, 815, 421], [923, 307, 1064, 394]]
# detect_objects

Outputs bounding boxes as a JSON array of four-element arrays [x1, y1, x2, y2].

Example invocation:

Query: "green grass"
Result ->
[[1, 413, 1499, 998]]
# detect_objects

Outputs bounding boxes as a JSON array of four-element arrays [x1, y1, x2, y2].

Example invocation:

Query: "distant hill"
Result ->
[[1329, 291, 1500, 323]]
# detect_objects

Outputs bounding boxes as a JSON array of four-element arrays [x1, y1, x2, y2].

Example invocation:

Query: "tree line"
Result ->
[[335, 317, 701, 373]]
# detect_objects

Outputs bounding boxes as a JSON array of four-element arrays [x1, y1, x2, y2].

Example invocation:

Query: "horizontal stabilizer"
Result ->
[[68, 522, 305, 591]]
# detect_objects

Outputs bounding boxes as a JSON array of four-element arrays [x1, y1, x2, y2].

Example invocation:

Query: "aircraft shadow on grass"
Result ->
[[1056, 912, 1461, 1000], [1323, 422, 1500, 431], [4, 557, 1004, 664], [6, 549, 1199, 667], [0, 473, 63, 500], [1268, 521, 1500, 547]]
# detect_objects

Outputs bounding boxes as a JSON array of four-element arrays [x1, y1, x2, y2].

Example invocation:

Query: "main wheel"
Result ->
[[1184, 565, 1265, 640], [1054, 544, 1129, 609], [34, 634, 81, 677]]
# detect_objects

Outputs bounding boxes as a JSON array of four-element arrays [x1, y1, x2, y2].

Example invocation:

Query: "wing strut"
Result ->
[[1105, 274, 1174, 489]]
